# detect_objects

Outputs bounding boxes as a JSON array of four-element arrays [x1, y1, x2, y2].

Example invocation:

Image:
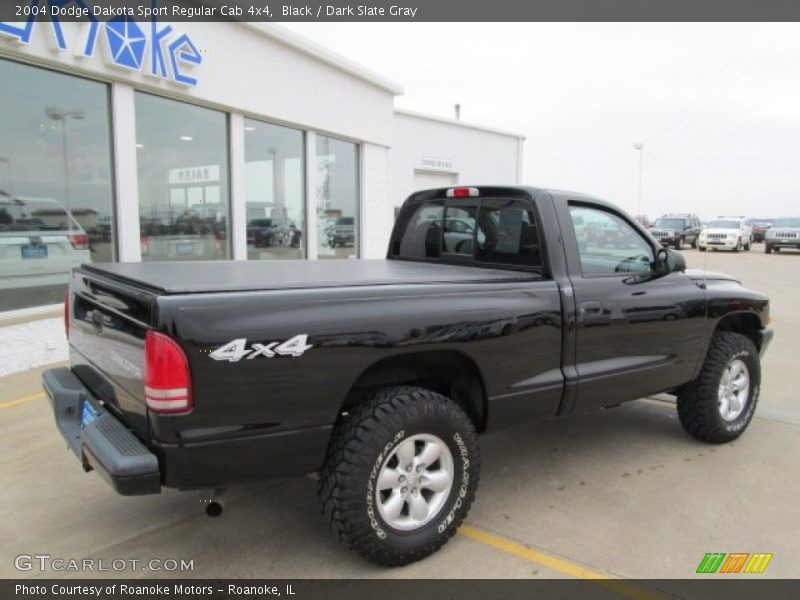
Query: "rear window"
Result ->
[[654, 218, 686, 229], [0, 196, 82, 233], [708, 220, 740, 229], [391, 198, 543, 270]]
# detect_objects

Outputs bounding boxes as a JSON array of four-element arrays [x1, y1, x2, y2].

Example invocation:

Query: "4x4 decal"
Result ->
[[209, 335, 313, 362]]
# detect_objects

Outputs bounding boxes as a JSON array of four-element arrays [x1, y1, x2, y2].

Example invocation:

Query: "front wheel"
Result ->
[[698, 246, 707, 252], [318, 386, 480, 566], [677, 332, 760, 443], [733, 238, 742, 252], [765, 245, 772, 254]]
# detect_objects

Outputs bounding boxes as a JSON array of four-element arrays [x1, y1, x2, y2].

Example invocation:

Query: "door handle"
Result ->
[[579, 301, 602, 315]]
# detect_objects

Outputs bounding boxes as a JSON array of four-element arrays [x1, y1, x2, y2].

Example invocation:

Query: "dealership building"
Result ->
[[0, 18, 524, 314]]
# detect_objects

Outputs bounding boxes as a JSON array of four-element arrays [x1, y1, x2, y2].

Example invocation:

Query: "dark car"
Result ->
[[751, 221, 772, 243], [44, 186, 771, 567], [649, 213, 702, 249], [246, 218, 276, 248]]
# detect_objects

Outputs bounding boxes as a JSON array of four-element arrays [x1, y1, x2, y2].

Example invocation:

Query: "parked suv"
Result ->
[[698, 216, 752, 252], [329, 217, 355, 248], [764, 218, 800, 254], [649, 214, 701, 249], [0, 193, 91, 289]]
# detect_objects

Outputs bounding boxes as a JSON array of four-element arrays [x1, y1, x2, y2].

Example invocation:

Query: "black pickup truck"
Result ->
[[43, 186, 772, 566]]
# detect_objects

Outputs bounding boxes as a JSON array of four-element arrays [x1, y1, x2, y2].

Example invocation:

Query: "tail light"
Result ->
[[68, 233, 89, 250], [140, 235, 149, 257], [144, 331, 193, 414], [64, 288, 70, 339]]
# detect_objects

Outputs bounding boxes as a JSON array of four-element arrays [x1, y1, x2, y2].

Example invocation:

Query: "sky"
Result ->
[[283, 23, 800, 220]]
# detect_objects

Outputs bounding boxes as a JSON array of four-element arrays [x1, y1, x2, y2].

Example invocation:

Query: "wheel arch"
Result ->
[[713, 311, 763, 351], [340, 350, 488, 432]]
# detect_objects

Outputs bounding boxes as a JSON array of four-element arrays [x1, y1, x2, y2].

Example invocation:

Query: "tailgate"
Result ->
[[68, 268, 157, 440]]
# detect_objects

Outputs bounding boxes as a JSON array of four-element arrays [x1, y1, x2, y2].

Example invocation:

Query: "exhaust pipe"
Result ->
[[204, 488, 227, 517]]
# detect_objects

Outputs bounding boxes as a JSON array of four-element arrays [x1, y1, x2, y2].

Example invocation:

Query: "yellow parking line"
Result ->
[[0, 392, 44, 410], [459, 524, 665, 600]]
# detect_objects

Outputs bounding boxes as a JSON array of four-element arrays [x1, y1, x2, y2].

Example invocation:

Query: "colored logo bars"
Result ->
[[696, 552, 773, 574]]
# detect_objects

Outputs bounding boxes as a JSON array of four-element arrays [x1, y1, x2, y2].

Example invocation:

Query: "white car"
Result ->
[[0, 194, 91, 289], [698, 216, 752, 252]]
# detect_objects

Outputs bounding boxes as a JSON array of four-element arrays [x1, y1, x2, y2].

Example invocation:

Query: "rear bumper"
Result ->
[[42, 368, 161, 496]]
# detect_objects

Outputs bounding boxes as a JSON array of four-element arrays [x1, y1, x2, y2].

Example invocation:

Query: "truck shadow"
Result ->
[[69, 399, 719, 577]]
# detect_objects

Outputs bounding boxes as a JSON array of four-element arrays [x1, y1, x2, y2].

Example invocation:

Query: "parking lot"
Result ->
[[1, 244, 798, 586]]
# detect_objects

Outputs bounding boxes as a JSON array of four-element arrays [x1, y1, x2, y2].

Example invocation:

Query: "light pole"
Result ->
[[632, 142, 644, 215], [45, 107, 85, 217], [0, 157, 12, 195]]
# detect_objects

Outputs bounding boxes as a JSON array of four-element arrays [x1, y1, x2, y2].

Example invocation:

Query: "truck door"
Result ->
[[558, 200, 707, 411]]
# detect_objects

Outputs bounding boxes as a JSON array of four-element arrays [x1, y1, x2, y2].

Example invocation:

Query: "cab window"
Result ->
[[394, 201, 444, 258], [476, 199, 542, 267], [442, 206, 477, 255], [570, 205, 654, 276]]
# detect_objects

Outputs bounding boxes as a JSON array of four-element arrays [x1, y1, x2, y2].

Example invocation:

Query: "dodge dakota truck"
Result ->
[[43, 186, 772, 566]]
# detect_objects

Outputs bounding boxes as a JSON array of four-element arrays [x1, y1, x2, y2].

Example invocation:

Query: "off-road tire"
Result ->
[[677, 332, 760, 443], [318, 385, 480, 566]]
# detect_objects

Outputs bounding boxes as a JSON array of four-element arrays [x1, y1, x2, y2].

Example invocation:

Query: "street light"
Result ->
[[0, 157, 12, 195], [45, 107, 85, 217], [632, 142, 644, 215]]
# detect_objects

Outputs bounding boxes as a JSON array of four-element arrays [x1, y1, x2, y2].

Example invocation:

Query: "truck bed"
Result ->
[[81, 259, 538, 294]]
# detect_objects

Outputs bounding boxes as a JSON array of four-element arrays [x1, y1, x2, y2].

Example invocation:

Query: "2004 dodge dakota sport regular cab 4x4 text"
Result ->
[[43, 186, 772, 566]]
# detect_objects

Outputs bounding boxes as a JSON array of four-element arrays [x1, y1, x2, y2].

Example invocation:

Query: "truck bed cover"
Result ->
[[81, 259, 538, 294]]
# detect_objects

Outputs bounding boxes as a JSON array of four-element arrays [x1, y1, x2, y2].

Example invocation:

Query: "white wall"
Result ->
[[390, 111, 524, 211], [361, 143, 391, 259]]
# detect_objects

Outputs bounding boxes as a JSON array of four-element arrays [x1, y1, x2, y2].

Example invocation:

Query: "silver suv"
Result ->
[[765, 218, 800, 254], [0, 194, 91, 290]]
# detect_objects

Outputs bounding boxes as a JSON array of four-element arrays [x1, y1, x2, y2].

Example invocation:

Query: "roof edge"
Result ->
[[394, 108, 526, 139], [244, 24, 404, 96]]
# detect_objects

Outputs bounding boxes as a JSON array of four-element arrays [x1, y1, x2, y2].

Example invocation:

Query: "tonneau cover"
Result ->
[[81, 259, 537, 294]]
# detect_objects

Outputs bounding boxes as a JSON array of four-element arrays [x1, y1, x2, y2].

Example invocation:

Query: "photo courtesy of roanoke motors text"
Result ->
[[1, 0, 800, 598]]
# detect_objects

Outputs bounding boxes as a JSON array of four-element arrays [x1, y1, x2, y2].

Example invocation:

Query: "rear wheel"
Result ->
[[318, 385, 480, 566], [677, 332, 760, 443]]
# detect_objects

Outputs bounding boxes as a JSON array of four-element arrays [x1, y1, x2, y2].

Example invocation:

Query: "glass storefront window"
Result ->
[[135, 93, 229, 261], [244, 119, 305, 259], [316, 136, 359, 259], [0, 59, 115, 311]]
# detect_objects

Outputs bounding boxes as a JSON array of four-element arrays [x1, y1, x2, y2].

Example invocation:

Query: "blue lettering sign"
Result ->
[[0, 0, 201, 86]]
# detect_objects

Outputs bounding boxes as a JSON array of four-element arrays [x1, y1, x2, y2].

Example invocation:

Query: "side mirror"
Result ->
[[656, 247, 686, 274]]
